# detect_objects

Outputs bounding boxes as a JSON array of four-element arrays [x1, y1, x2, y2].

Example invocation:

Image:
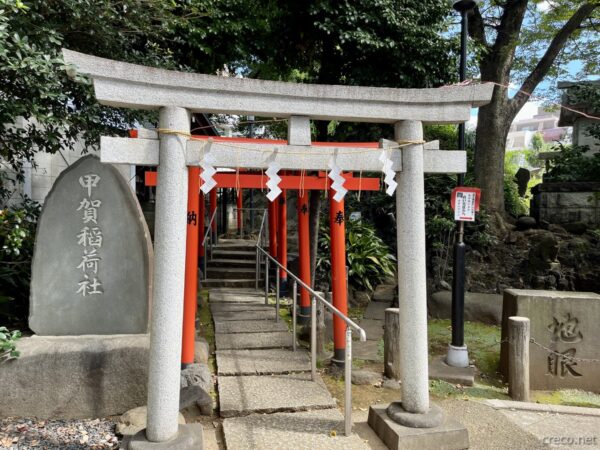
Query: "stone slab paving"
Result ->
[[363, 302, 390, 320], [215, 331, 293, 350], [216, 349, 310, 375], [212, 309, 277, 321], [218, 373, 336, 418], [215, 320, 289, 334], [352, 339, 382, 361], [357, 318, 384, 341], [222, 409, 369, 450]]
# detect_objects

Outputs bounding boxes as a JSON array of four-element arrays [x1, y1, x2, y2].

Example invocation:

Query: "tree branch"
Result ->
[[468, 5, 488, 48], [491, 0, 528, 55], [510, 2, 599, 114]]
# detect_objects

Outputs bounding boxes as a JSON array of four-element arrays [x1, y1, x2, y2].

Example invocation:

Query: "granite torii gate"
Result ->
[[63, 49, 493, 448]]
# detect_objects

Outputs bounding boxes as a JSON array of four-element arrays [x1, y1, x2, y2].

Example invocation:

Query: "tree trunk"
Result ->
[[474, 88, 514, 214]]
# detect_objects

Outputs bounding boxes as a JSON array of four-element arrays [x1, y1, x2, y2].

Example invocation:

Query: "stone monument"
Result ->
[[29, 155, 152, 335], [501, 289, 600, 393]]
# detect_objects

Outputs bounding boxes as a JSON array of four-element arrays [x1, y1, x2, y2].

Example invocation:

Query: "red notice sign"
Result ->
[[451, 187, 481, 222]]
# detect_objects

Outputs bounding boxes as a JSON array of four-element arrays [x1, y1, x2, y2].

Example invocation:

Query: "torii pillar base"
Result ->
[[368, 404, 468, 450], [126, 424, 204, 450]]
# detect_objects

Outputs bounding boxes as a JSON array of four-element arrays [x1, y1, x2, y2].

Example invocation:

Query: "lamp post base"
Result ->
[[445, 344, 470, 368]]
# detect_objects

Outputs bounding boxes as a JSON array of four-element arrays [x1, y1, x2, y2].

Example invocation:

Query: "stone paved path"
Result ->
[[352, 300, 391, 361], [209, 280, 368, 449]]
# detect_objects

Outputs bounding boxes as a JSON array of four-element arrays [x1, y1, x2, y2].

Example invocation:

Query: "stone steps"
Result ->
[[215, 331, 294, 351], [214, 320, 289, 334], [202, 278, 259, 288], [212, 250, 256, 260], [212, 309, 277, 322], [209, 258, 256, 268], [206, 267, 256, 280]]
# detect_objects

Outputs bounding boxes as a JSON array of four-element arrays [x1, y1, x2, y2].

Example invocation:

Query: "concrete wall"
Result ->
[[573, 118, 599, 154], [1, 120, 134, 206]]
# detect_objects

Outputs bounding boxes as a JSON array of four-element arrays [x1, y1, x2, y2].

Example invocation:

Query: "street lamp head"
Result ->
[[452, 0, 477, 12]]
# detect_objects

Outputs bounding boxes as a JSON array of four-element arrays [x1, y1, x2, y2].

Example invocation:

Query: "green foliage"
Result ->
[[0, 198, 40, 326], [503, 152, 530, 217], [0, 326, 21, 359], [0, 0, 189, 173], [531, 132, 545, 152], [545, 144, 600, 182], [316, 219, 395, 292], [424, 125, 459, 151]]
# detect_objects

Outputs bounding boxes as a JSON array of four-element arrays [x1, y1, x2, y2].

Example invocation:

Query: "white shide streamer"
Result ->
[[200, 141, 217, 194], [328, 149, 347, 202], [265, 149, 282, 202], [379, 149, 397, 196]]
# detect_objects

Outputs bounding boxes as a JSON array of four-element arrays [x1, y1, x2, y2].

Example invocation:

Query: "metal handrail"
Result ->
[[257, 246, 366, 341], [255, 239, 366, 437]]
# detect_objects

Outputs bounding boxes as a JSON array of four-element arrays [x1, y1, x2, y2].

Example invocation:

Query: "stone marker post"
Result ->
[[394, 120, 430, 415], [384, 308, 400, 379], [146, 107, 190, 442], [508, 316, 530, 402]]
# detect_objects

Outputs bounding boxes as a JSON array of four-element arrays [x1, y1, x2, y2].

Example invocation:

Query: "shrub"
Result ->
[[0, 326, 21, 359], [316, 219, 396, 292], [0, 198, 40, 327], [545, 144, 600, 183]]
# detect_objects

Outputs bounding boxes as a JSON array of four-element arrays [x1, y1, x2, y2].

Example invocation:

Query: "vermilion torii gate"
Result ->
[[63, 49, 492, 448], [144, 156, 381, 367]]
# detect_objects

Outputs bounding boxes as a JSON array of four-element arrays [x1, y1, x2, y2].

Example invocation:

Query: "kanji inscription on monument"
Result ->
[[501, 289, 600, 393], [29, 155, 153, 335]]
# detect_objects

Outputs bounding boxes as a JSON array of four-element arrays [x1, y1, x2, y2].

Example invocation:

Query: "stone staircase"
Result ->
[[202, 239, 260, 289], [207, 256, 368, 449]]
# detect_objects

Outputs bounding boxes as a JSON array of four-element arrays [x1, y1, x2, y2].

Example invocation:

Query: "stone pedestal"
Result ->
[[368, 405, 469, 450], [126, 424, 203, 450]]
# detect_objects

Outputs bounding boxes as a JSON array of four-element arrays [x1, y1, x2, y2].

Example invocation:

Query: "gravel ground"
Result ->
[[0, 417, 120, 449]]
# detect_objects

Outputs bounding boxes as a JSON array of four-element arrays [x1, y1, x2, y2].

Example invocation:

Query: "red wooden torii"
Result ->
[[143, 135, 381, 367]]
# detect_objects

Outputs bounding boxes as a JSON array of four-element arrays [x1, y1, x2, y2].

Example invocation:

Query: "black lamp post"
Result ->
[[447, 0, 477, 368]]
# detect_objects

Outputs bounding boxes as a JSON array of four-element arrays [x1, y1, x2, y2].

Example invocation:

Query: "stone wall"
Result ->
[[531, 182, 600, 226], [0, 335, 149, 418]]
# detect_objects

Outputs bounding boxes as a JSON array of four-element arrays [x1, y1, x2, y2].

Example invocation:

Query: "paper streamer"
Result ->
[[328, 150, 347, 202], [379, 150, 397, 196], [200, 141, 217, 194], [265, 150, 282, 202]]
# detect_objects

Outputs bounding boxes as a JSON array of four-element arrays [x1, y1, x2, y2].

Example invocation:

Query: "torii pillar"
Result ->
[[236, 188, 243, 236], [296, 189, 311, 324], [277, 189, 288, 294], [182, 166, 200, 367], [329, 188, 347, 367], [149, 107, 190, 441], [209, 188, 217, 243], [198, 191, 205, 269]]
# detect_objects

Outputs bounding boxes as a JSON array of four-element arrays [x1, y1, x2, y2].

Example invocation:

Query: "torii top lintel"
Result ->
[[62, 49, 493, 125]]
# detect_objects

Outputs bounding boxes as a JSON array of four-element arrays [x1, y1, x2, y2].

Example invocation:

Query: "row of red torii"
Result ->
[[63, 49, 493, 446]]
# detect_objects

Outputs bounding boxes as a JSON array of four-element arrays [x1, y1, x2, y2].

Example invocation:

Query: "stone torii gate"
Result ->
[[63, 49, 493, 449]]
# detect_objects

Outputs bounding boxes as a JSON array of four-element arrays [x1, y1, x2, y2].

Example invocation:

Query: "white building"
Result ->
[[506, 107, 571, 151]]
